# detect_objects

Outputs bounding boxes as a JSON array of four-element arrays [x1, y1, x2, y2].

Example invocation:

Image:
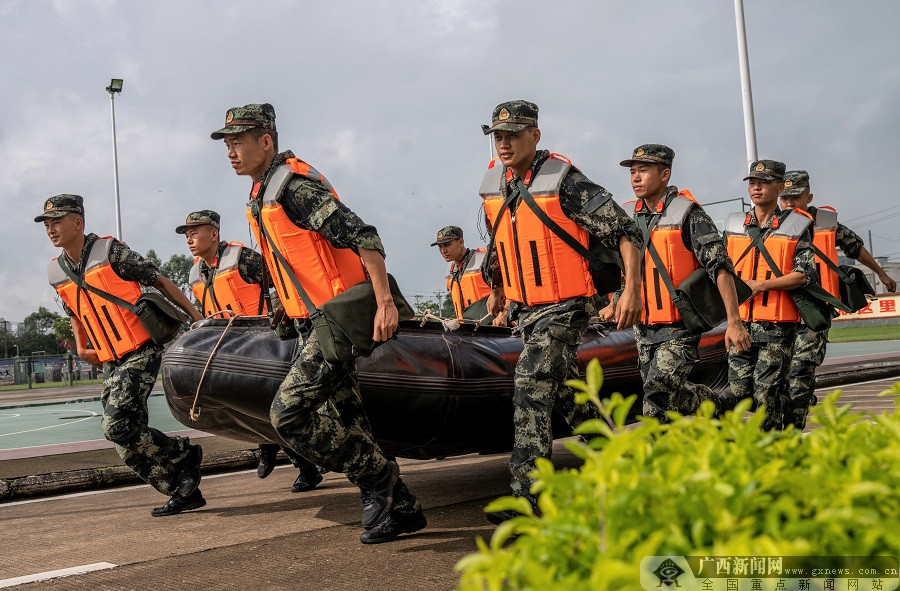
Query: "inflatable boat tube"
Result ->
[[162, 317, 728, 459]]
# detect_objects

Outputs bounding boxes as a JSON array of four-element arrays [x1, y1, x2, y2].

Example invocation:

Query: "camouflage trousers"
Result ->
[[101, 343, 192, 496], [510, 298, 596, 501], [636, 332, 718, 421], [270, 330, 418, 513], [727, 325, 796, 430], [784, 325, 828, 429]]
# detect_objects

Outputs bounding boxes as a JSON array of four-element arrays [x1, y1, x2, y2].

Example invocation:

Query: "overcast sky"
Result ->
[[1, 0, 898, 323]]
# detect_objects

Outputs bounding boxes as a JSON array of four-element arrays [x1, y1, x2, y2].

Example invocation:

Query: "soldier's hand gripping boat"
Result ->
[[162, 316, 729, 459]]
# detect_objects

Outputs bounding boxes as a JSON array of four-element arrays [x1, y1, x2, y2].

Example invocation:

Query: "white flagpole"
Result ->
[[734, 0, 758, 169]]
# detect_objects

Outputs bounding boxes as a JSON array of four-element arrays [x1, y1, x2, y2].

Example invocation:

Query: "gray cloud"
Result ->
[[1, 0, 897, 322]]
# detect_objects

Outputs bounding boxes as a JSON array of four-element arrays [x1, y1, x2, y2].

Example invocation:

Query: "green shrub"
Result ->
[[455, 361, 900, 591]]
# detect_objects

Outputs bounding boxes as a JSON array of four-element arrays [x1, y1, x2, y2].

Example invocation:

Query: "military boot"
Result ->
[[257, 443, 280, 479], [360, 507, 427, 544], [291, 468, 324, 493], [174, 443, 202, 498], [151, 489, 206, 517], [358, 460, 399, 529]]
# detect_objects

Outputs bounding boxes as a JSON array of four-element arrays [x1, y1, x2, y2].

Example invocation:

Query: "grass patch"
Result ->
[[0, 378, 104, 392], [828, 324, 900, 343]]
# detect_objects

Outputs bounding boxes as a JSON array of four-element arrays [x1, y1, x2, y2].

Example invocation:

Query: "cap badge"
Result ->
[[498, 108, 510, 121], [755, 163, 765, 172], [44, 200, 54, 211], [225, 111, 234, 124], [636, 148, 645, 156], [785, 180, 793, 187]]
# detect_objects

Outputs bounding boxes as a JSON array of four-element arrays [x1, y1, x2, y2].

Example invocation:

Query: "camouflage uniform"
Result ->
[[194, 240, 267, 286], [487, 149, 642, 501], [632, 184, 736, 421], [62, 233, 193, 495], [448, 248, 490, 321], [724, 208, 816, 430], [259, 151, 419, 514], [196, 238, 324, 474], [784, 204, 865, 429]]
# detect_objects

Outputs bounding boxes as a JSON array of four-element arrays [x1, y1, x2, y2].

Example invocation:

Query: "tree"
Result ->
[[53, 315, 75, 350], [17, 306, 65, 355], [160, 253, 193, 296], [145, 249, 162, 269]]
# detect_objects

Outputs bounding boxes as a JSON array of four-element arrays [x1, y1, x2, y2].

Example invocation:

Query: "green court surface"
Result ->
[[0, 393, 187, 452], [825, 340, 900, 359]]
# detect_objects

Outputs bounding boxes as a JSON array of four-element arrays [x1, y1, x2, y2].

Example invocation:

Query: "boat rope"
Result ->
[[190, 310, 239, 421], [418, 311, 461, 331]]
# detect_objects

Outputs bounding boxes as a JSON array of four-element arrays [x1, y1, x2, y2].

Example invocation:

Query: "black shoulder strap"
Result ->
[[253, 207, 321, 319], [481, 186, 522, 284], [752, 230, 851, 313], [56, 253, 139, 314], [733, 224, 769, 266], [258, 255, 271, 315], [811, 243, 853, 284], [515, 179, 621, 271], [634, 195, 682, 302]]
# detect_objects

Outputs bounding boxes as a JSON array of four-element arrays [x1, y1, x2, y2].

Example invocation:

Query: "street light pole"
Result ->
[[106, 78, 124, 240], [733, 0, 758, 170]]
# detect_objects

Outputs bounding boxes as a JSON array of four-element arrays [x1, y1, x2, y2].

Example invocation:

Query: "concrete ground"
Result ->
[[0, 355, 897, 590], [0, 376, 896, 591]]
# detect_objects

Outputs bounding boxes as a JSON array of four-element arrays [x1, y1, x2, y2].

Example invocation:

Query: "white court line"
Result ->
[[0, 562, 117, 588], [819, 376, 899, 392], [0, 410, 99, 438]]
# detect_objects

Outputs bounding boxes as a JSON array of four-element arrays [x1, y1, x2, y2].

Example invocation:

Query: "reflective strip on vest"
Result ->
[[446, 248, 492, 319], [47, 238, 150, 362], [246, 159, 367, 319], [640, 194, 701, 325], [725, 210, 812, 323], [480, 155, 596, 305], [812, 208, 841, 300], [189, 242, 262, 316]]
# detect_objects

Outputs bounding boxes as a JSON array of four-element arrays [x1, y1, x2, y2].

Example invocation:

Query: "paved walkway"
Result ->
[[0, 376, 896, 591]]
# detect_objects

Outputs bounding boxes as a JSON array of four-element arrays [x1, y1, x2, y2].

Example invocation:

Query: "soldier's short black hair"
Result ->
[[248, 127, 278, 153]]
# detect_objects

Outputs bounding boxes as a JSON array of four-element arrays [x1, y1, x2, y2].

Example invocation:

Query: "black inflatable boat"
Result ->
[[161, 317, 729, 459]]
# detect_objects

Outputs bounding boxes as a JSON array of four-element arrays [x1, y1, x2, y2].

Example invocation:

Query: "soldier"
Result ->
[[479, 100, 643, 523], [38, 194, 205, 516], [430, 225, 499, 324], [722, 160, 817, 430], [210, 103, 425, 543], [177, 209, 323, 492], [778, 171, 896, 428], [619, 145, 751, 421]]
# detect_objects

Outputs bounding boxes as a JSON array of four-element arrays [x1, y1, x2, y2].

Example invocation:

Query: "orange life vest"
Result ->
[[47, 237, 151, 363], [246, 158, 367, 319], [635, 190, 702, 325], [479, 153, 595, 305], [446, 248, 492, 319], [810, 206, 841, 300], [724, 209, 813, 323], [189, 242, 262, 317]]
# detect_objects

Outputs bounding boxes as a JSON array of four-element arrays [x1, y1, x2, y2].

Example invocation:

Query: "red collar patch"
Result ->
[[250, 182, 262, 199]]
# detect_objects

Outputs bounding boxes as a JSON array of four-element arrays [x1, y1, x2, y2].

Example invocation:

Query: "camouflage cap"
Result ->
[[430, 225, 463, 246], [482, 100, 539, 135], [743, 159, 786, 181], [34, 194, 84, 222], [619, 144, 674, 168], [210, 103, 276, 140], [779, 170, 811, 197], [175, 210, 220, 234]]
